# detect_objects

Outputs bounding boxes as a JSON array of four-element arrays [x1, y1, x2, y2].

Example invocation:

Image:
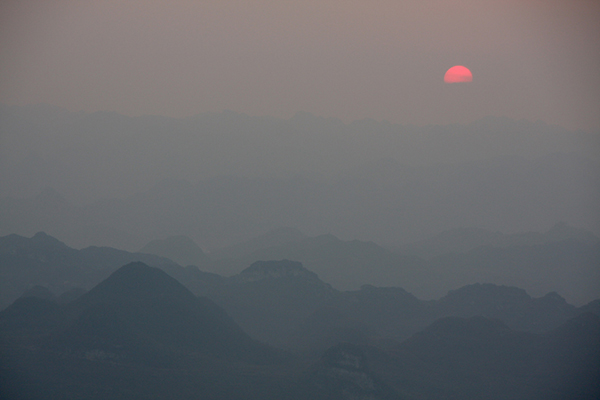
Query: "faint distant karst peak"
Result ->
[[236, 259, 320, 282]]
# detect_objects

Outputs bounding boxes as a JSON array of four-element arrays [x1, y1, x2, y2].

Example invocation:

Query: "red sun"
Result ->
[[444, 65, 473, 83]]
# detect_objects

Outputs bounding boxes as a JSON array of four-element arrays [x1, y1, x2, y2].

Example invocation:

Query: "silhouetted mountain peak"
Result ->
[[578, 299, 600, 317], [312, 233, 340, 245], [76, 262, 195, 306], [437, 284, 540, 322], [539, 291, 568, 305], [210, 227, 307, 260], [31, 231, 70, 249], [61, 262, 280, 364], [443, 283, 531, 304], [236, 259, 321, 282], [139, 235, 210, 266], [0, 232, 71, 254]]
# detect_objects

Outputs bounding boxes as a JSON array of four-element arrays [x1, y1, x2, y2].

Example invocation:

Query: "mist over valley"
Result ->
[[1, 0, 599, 397]]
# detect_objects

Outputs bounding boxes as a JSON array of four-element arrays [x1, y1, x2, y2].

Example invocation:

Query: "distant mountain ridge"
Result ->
[[2, 228, 599, 310], [204, 259, 337, 348], [139, 235, 211, 267], [0, 232, 191, 310], [209, 226, 600, 304], [1, 232, 598, 353], [1, 153, 599, 252], [188, 259, 598, 350], [402, 221, 600, 259], [210, 232, 428, 291], [234, 259, 322, 282], [209, 227, 307, 260]]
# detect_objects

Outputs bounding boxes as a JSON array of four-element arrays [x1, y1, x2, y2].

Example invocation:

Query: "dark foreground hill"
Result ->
[[1, 231, 596, 354], [377, 314, 600, 400], [0, 263, 296, 400], [1, 263, 281, 363], [0, 232, 197, 310], [61, 263, 280, 364], [1, 262, 599, 399], [187, 259, 595, 354]]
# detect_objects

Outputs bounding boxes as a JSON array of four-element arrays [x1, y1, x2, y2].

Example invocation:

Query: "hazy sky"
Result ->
[[1, 0, 599, 130]]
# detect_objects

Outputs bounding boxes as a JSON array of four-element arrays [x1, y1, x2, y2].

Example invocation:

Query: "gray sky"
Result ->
[[1, 0, 599, 131]]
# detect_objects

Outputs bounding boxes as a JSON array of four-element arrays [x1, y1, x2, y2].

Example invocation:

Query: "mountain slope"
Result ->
[[206, 260, 337, 347], [0, 264, 295, 400], [139, 235, 211, 267], [58, 262, 279, 364], [0, 232, 191, 309], [375, 314, 600, 400], [214, 233, 428, 292]]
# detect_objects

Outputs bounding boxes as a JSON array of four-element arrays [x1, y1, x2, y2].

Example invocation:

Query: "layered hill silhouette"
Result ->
[[1, 263, 278, 363], [2, 104, 599, 399], [209, 226, 599, 304], [400, 221, 600, 259], [202, 260, 337, 347], [0, 232, 195, 309], [378, 313, 600, 399], [139, 235, 212, 267], [1, 259, 599, 399], [0, 263, 291, 400], [2, 231, 598, 351], [211, 232, 429, 291], [185, 259, 597, 351], [58, 262, 279, 364]]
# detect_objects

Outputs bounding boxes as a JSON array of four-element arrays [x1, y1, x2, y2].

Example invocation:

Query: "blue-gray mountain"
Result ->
[[1, 261, 598, 400], [139, 235, 211, 267], [208, 225, 599, 304]]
